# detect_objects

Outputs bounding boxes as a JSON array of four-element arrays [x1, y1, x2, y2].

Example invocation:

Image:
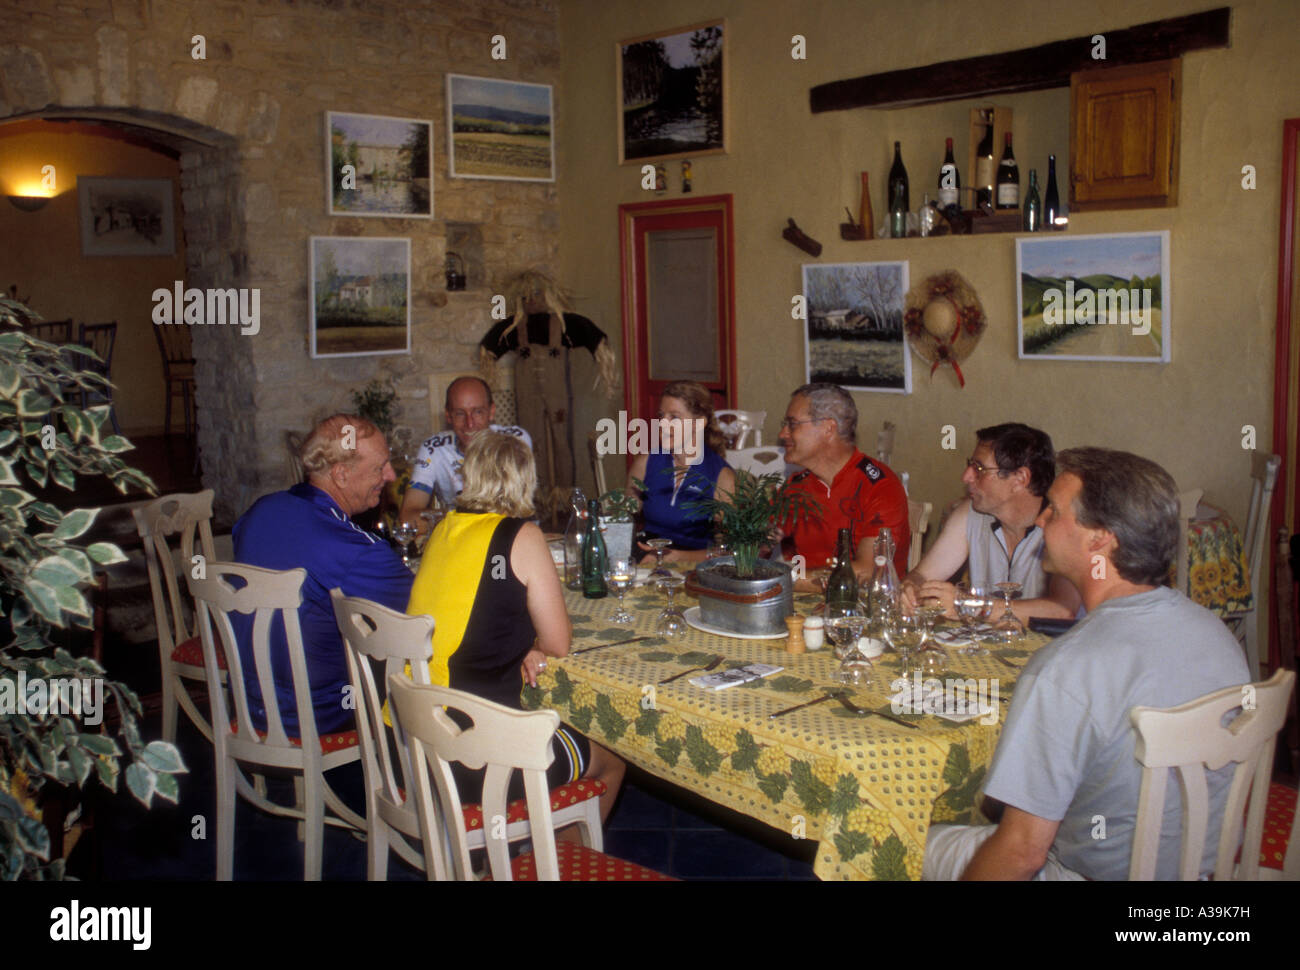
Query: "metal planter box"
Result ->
[[684, 557, 793, 636]]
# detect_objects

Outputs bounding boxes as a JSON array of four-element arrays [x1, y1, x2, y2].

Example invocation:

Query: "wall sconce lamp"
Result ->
[[7, 195, 49, 212]]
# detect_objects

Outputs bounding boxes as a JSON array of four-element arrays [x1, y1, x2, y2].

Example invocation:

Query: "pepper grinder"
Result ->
[[783, 614, 807, 654]]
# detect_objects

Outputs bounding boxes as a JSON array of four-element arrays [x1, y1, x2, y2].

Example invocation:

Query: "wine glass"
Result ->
[[418, 508, 445, 549], [394, 521, 419, 568], [885, 609, 928, 678], [953, 584, 995, 656], [825, 603, 864, 661], [654, 575, 687, 640], [607, 557, 635, 624], [644, 537, 673, 579], [991, 581, 1026, 641], [706, 535, 730, 561]]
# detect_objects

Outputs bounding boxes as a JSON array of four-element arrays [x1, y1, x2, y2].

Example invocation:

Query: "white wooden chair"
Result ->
[[907, 499, 933, 573], [1128, 668, 1296, 880], [1175, 488, 1204, 596], [132, 490, 221, 744], [390, 676, 669, 881], [715, 409, 765, 449], [876, 420, 896, 467], [188, 562, 364, 881], [586, 430, 609, 496], [333, 590, 606, 880], [1226, 453, 1281, 679], [726, 445, 786, 479]]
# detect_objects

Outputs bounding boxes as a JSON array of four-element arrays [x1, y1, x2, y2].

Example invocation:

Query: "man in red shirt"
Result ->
[[777, 383, 910, 587]]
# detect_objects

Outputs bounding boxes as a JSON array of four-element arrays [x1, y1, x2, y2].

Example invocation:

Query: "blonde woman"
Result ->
[[626, 380, 735, 564], [407, 432, 623, 820]]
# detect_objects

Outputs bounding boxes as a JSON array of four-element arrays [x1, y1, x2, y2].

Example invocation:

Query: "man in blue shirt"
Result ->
[[232, 414, 413, 736]]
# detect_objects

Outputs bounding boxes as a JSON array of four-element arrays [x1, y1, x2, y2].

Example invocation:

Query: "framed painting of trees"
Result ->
[[618, 19, 727, 164]]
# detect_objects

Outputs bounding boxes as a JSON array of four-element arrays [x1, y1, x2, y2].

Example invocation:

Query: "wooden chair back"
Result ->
[[907, 499, 932, 572], [132, 490, 217, 659], [715, 409, 766, 449], [1175, 488, 1204, 595], [1129, 668, 1296, 880], [725, 445, 786, 479]]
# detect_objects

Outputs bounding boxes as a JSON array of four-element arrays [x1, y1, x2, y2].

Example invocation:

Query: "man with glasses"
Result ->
[[777, 383, 910, 582], [901, 423, 1081, 621], [400, 375, 533, 525]]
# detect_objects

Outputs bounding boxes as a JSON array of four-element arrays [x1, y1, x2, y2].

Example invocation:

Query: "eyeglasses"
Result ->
[[965, 457, 1008, 477], [780, 417, 826, 431], [449, 407, 491, 421]]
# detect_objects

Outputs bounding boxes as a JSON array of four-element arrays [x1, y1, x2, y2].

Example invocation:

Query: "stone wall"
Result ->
[[0, 0, 561, 521]]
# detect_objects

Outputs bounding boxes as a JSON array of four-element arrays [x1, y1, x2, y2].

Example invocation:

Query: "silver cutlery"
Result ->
[[769, 691, 842, 719], [658, 654, 724, 685], [993, 653, 1024, 670], [833, 692, 921, 729], [573, 635, 651, 655]]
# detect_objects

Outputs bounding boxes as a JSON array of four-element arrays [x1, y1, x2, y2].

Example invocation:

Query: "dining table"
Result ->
[[521, 573, 1051, 881]]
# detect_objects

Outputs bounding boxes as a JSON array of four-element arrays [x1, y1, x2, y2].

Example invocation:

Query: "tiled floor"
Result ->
[[79, 697, 817, 881]]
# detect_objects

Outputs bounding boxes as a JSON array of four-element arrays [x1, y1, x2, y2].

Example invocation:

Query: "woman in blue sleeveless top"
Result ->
[[626, 381, 735, 563]]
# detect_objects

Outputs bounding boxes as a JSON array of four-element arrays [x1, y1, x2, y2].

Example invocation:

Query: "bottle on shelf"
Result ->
[[1044, 154, 1061, 229], [996, 131, 1020, 210], [918, 193, 940, 237], [937, 137, 960, 209], [825, 528, 858, 609], [563, 487, 588, 590], [1024, 169, 1042, 232], [580, 498, 608, 599], [974, 111, 995, 209], [888, 141, 909, 238], [858, 171, 875, 240]]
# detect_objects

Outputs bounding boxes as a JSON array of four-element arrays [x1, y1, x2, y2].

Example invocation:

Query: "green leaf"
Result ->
[[16, 388, 52, 417], [0, 487, 34, 509], [766, 676, 815, 694], [51, 462, 75, 490], [25, 578, 62, 624], [77, 733, 120, 757], [676, 651, 716, 666], [870, 835, 910, 880], [0, 362, 20, 398], [0, 429, 16, 448], [100, 435, 132, 454], [141, 740, 187, 774], [66, 745, 92, 787], [549, 667, 573, 707], [14, 813, 51, 860], [52, 507, 98, 540], [55, 548, 94, 582], [54, 584, 91, 619], [0, 456, 17, 486], [654, 737, 682, 766], [32, 555, 83, 587], [125, 762, 157, 805], [834, 828, 874, 863], [154, 771, 180, 803], [28, 500, 62, 525], [593, 694, 627, 743], [829, 775, 861, 817], [942, 743, 972, 788], [731, 729, 760, 772], [683, 724, 722, 776], [789, 759, 832, 812], [634, 709, 660, 737], [94, 756, 119, 792], [637, 651, 676, 664], [568, 707, 592, 733], [756, 772, 788, 803], [87, 541, 128, 566]]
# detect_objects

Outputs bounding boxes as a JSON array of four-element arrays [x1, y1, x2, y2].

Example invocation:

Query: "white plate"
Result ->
[[683, 606, 789, 640]]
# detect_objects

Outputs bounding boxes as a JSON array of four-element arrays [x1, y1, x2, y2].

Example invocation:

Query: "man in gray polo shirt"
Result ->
[[922, 448, 1250, 880], [903, 423, 1081, 622]]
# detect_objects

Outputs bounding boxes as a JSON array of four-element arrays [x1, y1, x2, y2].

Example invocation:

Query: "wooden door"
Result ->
[[618, 194, 736, 422], [1070, 59, 1180, 210]]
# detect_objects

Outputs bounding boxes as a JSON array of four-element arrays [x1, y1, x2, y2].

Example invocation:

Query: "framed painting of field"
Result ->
[[446, 74, 554, 182], [309, 236, 410, 358], [618, 19, 727, 164], [802, 262, 911, 394], [1016, 231, 1171, 362], [326, 111, 433, 218]]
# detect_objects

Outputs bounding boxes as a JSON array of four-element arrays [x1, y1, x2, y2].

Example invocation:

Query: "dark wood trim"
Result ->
[[809, 7, 1230, 112]]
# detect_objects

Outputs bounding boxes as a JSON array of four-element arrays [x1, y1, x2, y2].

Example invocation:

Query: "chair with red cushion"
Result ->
[[333, 591, 605, 880], [188, 562, 363, 880], [132, 490, 222, 744], [390, 676, 672, 881]]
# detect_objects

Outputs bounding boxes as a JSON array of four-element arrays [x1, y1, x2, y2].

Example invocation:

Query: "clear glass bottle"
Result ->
[[866, 528, 900, 614], [581, 498, 608, 599], [888, 141, 909, 238], [563, 487, 588, 590]]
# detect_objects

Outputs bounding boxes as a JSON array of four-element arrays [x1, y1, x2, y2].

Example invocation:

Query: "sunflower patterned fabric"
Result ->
[[1169, 503, 1253, 617], [521, 580, 1047, 881]]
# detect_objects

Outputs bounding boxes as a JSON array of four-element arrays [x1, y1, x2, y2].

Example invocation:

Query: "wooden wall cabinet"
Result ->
[[1070, 58, 1181, 210]]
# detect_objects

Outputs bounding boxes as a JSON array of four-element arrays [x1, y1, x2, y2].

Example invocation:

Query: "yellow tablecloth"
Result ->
[[521, 581, 1050, 881]]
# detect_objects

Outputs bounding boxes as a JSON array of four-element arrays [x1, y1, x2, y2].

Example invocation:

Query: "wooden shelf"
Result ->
[[809, 7, 1228, 112]]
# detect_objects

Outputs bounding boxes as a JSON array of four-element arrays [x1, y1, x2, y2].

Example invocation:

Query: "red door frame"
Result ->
[[1268, 117, 1300, 670], [618, 193, 737, 424]]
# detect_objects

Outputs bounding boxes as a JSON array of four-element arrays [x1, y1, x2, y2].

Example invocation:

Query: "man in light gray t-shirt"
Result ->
[[923, 448, 1250, 881]]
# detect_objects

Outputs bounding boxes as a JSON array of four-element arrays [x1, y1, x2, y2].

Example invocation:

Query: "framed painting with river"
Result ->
[[326, 111, 433, 218]]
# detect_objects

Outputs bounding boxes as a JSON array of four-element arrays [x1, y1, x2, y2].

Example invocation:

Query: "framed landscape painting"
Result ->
[[802, 261, 911, 394], [78, 177, 175, 256], [446, 74, 555, 182], [1017, 231, 1171, 362], [618, 19, 727, 164], [309, 236, 410, 358], [327, 111, 433, 218]]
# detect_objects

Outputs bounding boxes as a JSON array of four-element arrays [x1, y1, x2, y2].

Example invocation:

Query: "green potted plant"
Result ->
[[597, 487, 638, 564], [683, 471, 821, 636], [0, 298, 187, 879], [349, 378, 397, 439]]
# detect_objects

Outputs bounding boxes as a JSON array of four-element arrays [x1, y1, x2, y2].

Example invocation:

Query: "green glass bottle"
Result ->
[[1024, 169, 1042, 232], [581, 499, 608, 599], [825, 528, 858, 608]]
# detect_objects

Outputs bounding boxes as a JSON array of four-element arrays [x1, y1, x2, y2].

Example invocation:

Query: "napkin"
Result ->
[[690, 663, 784, 690]]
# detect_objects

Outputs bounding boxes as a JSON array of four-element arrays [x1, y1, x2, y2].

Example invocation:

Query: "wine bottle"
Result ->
[[996, 132, 1019, 209], [974, 112, 995, 209], [858, 171, 874, 240], [1044, 154, 1060, 229], [1024, 169, 1042, 232], [581, 498, 608, 598], [937, 137, 960, 208], [825, 528, 858, 608], [563, 487, 588, 589], [888, 142, 909, 238]]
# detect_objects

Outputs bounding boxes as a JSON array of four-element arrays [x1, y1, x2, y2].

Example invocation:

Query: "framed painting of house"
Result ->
[[801, 261, 911, 393], [309, 236, 411, 358], [326, 111, 433, 217]]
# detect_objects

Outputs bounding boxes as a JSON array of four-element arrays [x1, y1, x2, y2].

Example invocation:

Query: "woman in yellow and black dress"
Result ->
[[407, 431, 623, 821]]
